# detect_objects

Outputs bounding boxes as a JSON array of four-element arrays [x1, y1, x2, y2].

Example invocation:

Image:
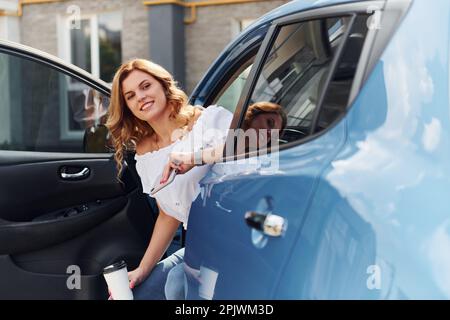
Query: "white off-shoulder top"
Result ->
[[134, 105, 233, 229]]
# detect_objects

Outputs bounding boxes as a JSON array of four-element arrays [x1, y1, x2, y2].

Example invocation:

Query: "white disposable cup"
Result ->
[[103, 260, 134, 300]]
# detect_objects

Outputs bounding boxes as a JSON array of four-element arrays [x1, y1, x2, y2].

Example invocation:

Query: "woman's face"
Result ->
[[250, 112, 283, 131], [249, 112, 283, 147], [121, 69, 168, 123]]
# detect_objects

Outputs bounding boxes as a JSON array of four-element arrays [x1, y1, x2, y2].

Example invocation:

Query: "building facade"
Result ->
[[1, 0, 289, 93]]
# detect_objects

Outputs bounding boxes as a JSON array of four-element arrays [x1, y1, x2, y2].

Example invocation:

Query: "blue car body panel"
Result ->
[[185, 119, 346, 299], [186, 0, 450, 299], [303, 0, 450, 299]]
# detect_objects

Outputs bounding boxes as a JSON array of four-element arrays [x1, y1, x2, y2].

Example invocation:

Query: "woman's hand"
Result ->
[[128, 266, 148, 289], [161, 152, 195, 183], [107, 267, 147, 300]]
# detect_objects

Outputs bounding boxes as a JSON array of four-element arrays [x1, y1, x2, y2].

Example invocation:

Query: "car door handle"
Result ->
[[60, 167, 90, 180], [245, 211, 287, 237]]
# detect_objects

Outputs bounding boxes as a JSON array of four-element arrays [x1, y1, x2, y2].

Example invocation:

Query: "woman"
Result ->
[[106, 59, 232, 299]]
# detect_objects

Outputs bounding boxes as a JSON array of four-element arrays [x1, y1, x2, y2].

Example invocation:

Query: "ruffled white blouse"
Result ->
[[134, 105, 233, 229]]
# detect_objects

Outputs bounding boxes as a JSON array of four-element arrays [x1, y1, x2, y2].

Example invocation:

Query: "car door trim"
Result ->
[[310, 14, 357, 135], [0, 196, 127, 255], [0, 40, 110, 96], [0, 150, 113, 166]]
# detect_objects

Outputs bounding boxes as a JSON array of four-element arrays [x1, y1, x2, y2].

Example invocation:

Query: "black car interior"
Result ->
[[0, 150, 158, 299]]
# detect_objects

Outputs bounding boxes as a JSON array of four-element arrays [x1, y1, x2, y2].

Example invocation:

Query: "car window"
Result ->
[[0, 51, 110, 153], [238, 15, 368, 151], [315, 16, 368, 133], [213, 59, 254, 113]]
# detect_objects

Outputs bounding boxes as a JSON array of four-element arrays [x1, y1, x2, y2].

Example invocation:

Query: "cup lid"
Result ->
[[103, 260, 127, 274]]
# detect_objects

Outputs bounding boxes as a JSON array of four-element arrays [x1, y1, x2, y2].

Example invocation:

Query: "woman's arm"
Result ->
[[160, 143, 226, 183], [128, 203, 181, 288]]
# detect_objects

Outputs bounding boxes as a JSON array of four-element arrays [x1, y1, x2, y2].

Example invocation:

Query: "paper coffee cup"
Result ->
[[103, 260, 134, 300]]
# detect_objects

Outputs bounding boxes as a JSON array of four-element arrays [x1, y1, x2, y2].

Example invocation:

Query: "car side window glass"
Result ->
[[315, 16, 368, 133], [213, 62, 253, 113], [0, 52, 110, 153], [240, 15, 368, 149]]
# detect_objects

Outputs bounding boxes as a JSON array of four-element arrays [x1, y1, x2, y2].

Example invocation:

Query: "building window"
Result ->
[[97, 12, 122, 82], [58, 11, 121, 139]]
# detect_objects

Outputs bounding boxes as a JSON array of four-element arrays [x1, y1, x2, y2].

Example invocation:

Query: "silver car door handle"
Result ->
[[245, 211, 287, 237], [60, 167, 90, 180]]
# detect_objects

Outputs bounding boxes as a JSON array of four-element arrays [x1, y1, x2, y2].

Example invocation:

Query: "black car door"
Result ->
[[0, 42, 156, 299]]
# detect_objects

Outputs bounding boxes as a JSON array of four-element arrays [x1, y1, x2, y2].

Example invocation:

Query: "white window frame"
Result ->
[[58, 14, 100, 77], [57, 14, 100, 140]]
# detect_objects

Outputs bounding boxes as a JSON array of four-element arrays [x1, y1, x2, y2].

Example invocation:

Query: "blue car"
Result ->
[[0, 0, 448, 300], [185, 0, 450, 300]]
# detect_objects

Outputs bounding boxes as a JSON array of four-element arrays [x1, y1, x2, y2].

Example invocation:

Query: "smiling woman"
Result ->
[[107, 59, 197, 177], [122, 69, 171, 123], [105, 58, 233, 300]]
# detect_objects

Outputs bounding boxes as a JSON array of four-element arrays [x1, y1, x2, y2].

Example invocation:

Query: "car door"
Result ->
[[184, 2, 381, 299], [0, 41, 156, 299]]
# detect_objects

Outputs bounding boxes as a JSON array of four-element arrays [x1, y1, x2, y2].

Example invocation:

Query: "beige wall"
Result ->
[[20, 0, 149, 61], [184, 0, 289, 93]]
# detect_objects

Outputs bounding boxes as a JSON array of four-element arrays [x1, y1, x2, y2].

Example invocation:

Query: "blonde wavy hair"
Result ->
[[106, 59, 195, 178]]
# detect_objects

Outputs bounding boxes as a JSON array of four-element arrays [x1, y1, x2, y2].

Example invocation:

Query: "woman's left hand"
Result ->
[[161, 152, 195, 183]]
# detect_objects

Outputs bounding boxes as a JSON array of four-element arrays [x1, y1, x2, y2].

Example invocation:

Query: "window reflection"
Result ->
[[245, 15, 368, 146], [241, 101, 287, 152], [214, 61, 254, 113], [0, 52, 109, 152]]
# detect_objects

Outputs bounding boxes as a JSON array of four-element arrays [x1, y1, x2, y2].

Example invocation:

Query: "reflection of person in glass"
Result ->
[[71, 88, 108, 130], [242, 101, 287, 150], [81, 89, 111, 153]]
